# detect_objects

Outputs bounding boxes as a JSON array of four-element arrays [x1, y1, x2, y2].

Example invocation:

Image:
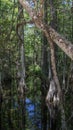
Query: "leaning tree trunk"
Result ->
[[18, 0, 73, 61]]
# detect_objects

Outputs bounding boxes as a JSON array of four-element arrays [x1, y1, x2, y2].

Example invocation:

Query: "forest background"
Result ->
[[0, 0, 73, 130]]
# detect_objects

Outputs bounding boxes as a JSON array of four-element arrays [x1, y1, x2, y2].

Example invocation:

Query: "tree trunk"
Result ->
[[17, 2, 26, 130], [49, 1, 67, 130], [41, 34, 48, 130], [41, 1, 48, 130], [18, 0, 73, 60], [49, 1, 60, 130], [0, 72, 3, 130]]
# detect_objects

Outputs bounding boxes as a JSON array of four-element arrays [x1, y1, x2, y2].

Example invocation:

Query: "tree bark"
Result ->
[[18, 0, 73, 60], [17, 2, 26, 130], [0, 72, 3, 130], [41, 1, 48, 130], [48, 1, 67, 130]]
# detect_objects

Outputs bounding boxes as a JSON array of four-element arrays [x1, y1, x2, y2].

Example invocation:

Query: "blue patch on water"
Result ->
[[26, 98, 35, 116], [13, 98, 41, 129]]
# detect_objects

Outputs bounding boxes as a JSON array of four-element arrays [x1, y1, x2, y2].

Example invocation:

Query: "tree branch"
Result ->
[[19, 0, 73, 60]]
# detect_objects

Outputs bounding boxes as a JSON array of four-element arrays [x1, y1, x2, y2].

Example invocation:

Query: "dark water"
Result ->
[[25, 98, 41, 129]]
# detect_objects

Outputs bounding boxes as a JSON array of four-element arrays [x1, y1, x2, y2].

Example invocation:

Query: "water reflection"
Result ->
[[26, 98, 41, 129]]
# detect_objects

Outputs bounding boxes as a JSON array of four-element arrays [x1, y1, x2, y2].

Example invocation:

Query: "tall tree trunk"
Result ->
[[41, 1, 48, 130], [72, 1, 73, 43], [17, 2, 26, 130], [0, 72, 3, 130], [49, 1, 59, 130], [49, 1, 67, 130], [41, 40, 48, 130], [41, 35, 48, 130]]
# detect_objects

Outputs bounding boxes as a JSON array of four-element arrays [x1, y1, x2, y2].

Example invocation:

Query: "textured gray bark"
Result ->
[[17, 2, 26, 129], [19, 0, 73, 60], [17, 1, 26, 98]]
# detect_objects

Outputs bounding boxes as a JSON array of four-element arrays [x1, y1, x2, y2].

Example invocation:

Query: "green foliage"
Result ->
[[0, 0, 73, 130]]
